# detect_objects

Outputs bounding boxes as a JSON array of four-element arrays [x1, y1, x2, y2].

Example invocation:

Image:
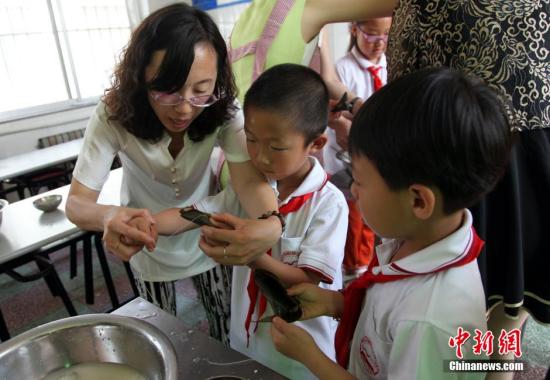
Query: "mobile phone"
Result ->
[[179, 206, 214, 226]]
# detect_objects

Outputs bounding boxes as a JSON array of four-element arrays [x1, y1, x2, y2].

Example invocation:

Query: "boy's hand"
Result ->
[[121, 215, 157, 251], [287, 283, 332, 320], [271, 317, 320, 364]]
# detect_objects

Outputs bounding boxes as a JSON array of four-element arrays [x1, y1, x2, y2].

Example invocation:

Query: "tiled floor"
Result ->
[[0, 246, 548, 379], [0, 246, 210, 338]]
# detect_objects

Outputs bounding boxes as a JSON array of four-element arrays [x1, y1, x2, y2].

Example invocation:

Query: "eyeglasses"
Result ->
[[355, 24, 389, 43], [149, 91, 220, 107]]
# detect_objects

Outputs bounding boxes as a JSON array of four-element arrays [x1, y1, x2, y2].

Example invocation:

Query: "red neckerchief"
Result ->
[[351, 52, 383, 91], [244, 175, 329, 346], [366, 66, 383, 91], [335, 227, 484, 367]]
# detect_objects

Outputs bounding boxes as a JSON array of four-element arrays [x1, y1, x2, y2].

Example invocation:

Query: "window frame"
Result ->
[[0, 0, 144, 125]]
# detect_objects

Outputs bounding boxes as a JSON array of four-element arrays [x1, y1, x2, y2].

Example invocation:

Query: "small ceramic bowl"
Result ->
[[0, 199, 8, 226], [33, 194, 62, 212]]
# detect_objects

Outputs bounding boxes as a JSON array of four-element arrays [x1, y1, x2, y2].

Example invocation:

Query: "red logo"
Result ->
[[359, 336, 380, 376], [498, 328, 522, 358], [449, 327, 522, 358], [449, 327, 471, 359], [473, 329, 494, 356], [281, 251, 299, 266]]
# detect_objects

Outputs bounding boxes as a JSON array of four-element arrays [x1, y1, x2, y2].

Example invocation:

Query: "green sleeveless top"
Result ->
[[230, 0, 319, 103]]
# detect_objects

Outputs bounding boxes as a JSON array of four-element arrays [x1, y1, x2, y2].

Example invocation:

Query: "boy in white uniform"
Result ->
[[269, 68, 513, 379], [129, 64, 348, 379]]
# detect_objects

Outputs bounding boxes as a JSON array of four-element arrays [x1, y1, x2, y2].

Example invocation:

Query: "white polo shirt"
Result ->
[[336, 47, 388, 100], [347, 210, 487, 379], [196, 157, 348, 380], [323, 48, 388, 176], [72, 102, 249, 281]]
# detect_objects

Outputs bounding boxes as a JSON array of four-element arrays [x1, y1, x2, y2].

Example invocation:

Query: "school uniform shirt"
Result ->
[[323, 48, 388, 175], [336, 47, 387, 100], [348, 210, 487, 379], [195, 157, 348, 380], [72, 102, 249, 282]]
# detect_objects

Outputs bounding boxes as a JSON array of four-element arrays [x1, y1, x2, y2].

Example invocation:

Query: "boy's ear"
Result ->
[[308, 134, 328, 154], [408, 184, 436, 220]]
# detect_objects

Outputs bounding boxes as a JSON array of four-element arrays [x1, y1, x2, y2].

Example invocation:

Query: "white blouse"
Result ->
[[73, 102, 249, 281]]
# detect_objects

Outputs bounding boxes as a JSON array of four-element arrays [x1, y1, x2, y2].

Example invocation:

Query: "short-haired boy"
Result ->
[[131, 63, 348, 379], [270, 67, 513, 379]]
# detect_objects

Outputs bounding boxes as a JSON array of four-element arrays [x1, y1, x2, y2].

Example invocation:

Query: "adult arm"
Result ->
[[319, 26, 343, 96], [302, 0, 398, 42], [199, 161, 281, 264], [66, 179, 156, 261]]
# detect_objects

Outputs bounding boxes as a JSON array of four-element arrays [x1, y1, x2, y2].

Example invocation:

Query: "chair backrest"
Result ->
[[37, 128, 85, 149]]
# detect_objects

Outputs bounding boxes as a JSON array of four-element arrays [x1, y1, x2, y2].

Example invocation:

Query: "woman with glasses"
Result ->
[[65, 4, 282, 346]]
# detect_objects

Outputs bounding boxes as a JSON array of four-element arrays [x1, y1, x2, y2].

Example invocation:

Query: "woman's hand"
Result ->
[[102, 207, 157, 261], [199, 213, 281, 265], [324, 76, 350, 100], [123, 215, 158, 249]]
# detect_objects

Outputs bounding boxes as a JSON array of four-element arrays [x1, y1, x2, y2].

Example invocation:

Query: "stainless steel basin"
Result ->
[[0, 314, 178, 380]]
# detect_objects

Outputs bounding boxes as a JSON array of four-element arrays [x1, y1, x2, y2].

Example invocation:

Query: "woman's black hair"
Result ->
[[103, 3, 237, 142], [243, 63, 328, 145], [349, 67, 513, 214]]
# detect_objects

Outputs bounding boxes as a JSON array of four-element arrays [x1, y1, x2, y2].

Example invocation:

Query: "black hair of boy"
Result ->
[[243, 63, 329, 145], [349, 67, 513, 214]]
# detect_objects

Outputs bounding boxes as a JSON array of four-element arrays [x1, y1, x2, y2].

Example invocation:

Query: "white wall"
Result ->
[[0, 106, 95, 159], [0, 1, 350, 159]]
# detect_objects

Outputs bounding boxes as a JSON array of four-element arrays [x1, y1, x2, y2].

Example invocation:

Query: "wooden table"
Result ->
[[0, 138, 83, 181]]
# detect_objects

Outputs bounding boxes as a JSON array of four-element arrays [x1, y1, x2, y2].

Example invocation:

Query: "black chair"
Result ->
[[0, 180, 26, 200], [41, 232, 138, 310], [0, 253, 77, 342]]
